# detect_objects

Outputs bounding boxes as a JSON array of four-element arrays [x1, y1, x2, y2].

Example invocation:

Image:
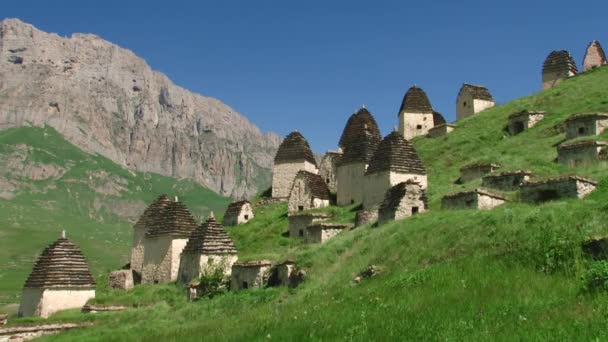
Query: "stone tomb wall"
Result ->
[[521, 178, 596, 202], [231, 265, 271, 290], [178, 253, 238, 286], [442, 191, 505, 210], [305, 224, 349, 244], [399, 111, 435, 140], [565, 117, 608, 140], [319, 152, 341, 193], [337, 162, 367, 206], [130, 227, 146, 274], [272, 161, 318, 198], [378, 191, 427, 226], [363, 171, 427, 210], [288, 175, 330, 213], [508, 113, 544, 135], [19, 288, 95, 318], [427, 124, 455, 138], [481, 172, 531, 191], [558, 143, 607, 166], [288, 213, 330, 238], [457, 91, 494, 120], [224, 204, 254, 226], [460, 164, 499, 183], [142, 236, 189, 284]]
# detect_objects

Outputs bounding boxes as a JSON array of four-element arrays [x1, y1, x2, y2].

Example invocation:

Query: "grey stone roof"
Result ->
[[182, 215, 237, 255], [378, 180, 428, 213], [542, 50, 578, 75], [293, 171, 330, 200], [558, 140, 608, 150], [133, 194, 171, 231], [24, 236, 95, 288], [443, 188, 506, 200], [521, 175, 597, 187], [459, 162, 501, 172], [145, 200, 198, 238], [274, 131, 317, 165], [460, 84, 494, 101], [565, 113, 608, 122], [399, 86, 433, 114], [338, 107, 382, 166], [366, 131, 426, 175], [224, 200, 250, 218], [307, 222, 353, 230]]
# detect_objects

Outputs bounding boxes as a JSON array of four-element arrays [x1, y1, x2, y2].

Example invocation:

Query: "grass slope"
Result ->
[[6, 68, 608, 341], [0, 126, 230, 306]]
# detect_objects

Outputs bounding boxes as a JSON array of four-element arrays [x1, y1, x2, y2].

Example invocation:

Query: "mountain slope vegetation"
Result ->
[[4, 67, 608, 341]]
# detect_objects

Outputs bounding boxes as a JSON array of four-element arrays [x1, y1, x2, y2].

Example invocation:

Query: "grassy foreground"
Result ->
[[4, 68, 608, 340]]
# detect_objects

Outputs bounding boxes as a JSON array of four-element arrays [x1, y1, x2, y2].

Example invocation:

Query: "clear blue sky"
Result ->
[[3, 1, 607, 153]]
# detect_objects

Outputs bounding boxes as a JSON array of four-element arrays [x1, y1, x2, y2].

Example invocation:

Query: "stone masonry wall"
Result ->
[[558, 145, 604, 166], [363, 171, 428, 210], [272, 161, 317, 198], [543, 70, 575, 90], [319, 153, 340, 193], [231, 266, 271, 290], [399, 111, 434, 140], [521, 180, 596, 202], [337, 162, 367, 206], [19, 288, 95, 318], [288, 214, 329, 238], [130, 227, 146, 274], [482, 174, 530, 191], [288, 175, 330, 213], [565, 118, 608, 140]]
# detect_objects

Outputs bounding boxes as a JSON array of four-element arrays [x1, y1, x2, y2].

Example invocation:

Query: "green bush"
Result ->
[[197, 265, 230, 299], [582, 261, 608, 292]]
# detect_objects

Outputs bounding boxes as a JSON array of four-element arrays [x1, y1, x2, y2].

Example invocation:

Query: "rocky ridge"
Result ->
[[0, 19, 281, 198]]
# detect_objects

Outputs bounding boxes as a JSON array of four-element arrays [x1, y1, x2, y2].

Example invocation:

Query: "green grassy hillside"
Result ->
[[5, 67, 608, 341], [0, 126, 230, 307]]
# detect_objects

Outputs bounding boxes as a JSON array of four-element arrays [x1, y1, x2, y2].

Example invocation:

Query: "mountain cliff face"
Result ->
[[0, 19, 281, 198]]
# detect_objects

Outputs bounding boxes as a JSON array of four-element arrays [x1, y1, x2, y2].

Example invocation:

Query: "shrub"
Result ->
[[197, 265, 230, 299], [582, 261, 608, 292]]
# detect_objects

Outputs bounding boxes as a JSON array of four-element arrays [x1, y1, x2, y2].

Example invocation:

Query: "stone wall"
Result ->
[[457, 95, 495, 120], [565, 118, 608, 140], [178, 253, 238, 287], [231, 265, 271, 290], [399, 111, 435, 140], [130, 227, 146, 274], [355, 210, 378, 227], [427, 124, 455, 138], [272, 161, 317, 198], [337, 162, 367, 206], [319, 152, 341, 193], [542, 70, 575, 90], [224, 203, 254, 226], [19, 288, 95, 318], [558, 143, 607, 166], [481, 173, 531, 191], [363, 171, 427, 210], [508, 113, 544, 135], [141, 236, 188, 284], [378, 187, 427, 225], [442, 192, 505, 210], [460, 164, 499, 183], [108, 270, 134, 290], [305, 224, 348, 244], [276, 263, 296, 286], [288, 175, 330, 213], [288, 213, 330, 238], [521, 179, 596, 202], [583, 42, 607, 71]]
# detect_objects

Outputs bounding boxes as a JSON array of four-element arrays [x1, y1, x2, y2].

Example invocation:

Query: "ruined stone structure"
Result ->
[[441, 188, 506, 210], [177, 214, 238, 286], [231, 260, 272, 290], [456, 84, 495, 120], [336, 107, 382, 206], [355, 210, 379, 227], [271, 260, 304, 288], [583, 40, 607, 72], [319, 150, 342, 193], [459, 163, 501, 183], [398, 86, 436, 140], [377, 181, 428, 225], [18, 233, 96, 318], [557, 141, 608, 166], [520, 176, 596, 202], [427, 124, 455, 138], [272, 131, 318, 198], [288, 212, 331, 238], [481, 170, 532, 191], [288, 171, 331, 213], [305, 223, 352, 244], [542, 50, 578, 90], [508, 111, 545, 135], [108, 270, 134, 291], [131, 194, 171, 275], [564, 114, 608, 140], [363, 131, 427, 210], [141, 199, 198, 284], [223, 200, 254, 226]]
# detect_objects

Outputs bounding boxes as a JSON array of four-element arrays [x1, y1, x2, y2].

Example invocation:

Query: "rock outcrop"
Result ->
[[0, 19, 281, 198]]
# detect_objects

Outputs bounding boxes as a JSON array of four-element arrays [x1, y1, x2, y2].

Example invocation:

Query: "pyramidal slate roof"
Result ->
[[399, 86, 433, 114], [145, 200, 198, 238], [433, 111, 446, 125], [459, 84, 494, 101], [134, 194, 171, 231], [24, 235, 96, 288], [542, 50, 578, 75], [224, 200, 250, 218], [293, 171, 330, 200], [379, 180, 428, 213], [274, 131, 317, 165], [366, 131, 426, 175], [338, 107, 382, 165], [182, 214, 237, 255]]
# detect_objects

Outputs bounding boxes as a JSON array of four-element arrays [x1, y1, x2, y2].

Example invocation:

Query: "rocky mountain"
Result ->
[[0, 18, 281, 198]]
